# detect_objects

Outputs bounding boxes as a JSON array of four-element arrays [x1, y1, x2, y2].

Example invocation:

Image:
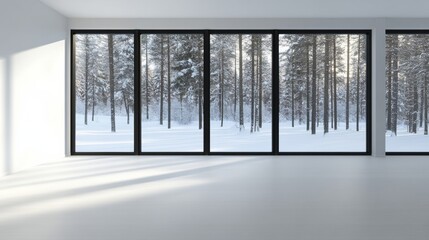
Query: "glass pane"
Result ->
[[279, 34, 368, 152], [74, 34, 135, 152], [386, 34, 429, 152], [141, 34, 204, 152], [210, 34, 272, 152]]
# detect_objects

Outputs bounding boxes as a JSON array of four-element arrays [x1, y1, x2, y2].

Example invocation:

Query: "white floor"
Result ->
[[1, 156, 429, 240]]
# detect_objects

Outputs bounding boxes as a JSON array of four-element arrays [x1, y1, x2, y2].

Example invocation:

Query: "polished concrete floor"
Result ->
[[1, 156, 429, 240]]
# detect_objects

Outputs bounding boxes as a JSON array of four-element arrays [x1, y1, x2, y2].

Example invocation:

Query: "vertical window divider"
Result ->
[[273, 31, 280, 155], [135, 31, 142, 155], [70, 31, 76, 155], [366, 31, 373, 155], [204, 30, 211, 155]]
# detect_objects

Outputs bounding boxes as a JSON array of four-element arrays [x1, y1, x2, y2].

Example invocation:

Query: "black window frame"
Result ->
[[277, 30, 372, 156], [71, 29, 139, 155], [138, 30, 207, 155], [70, 29, 372, 156], [385, 29, 429, 156], [208, 30, 276, 155]]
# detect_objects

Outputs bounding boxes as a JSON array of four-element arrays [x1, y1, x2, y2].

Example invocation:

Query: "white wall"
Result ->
[[0, 0, 67, 176]]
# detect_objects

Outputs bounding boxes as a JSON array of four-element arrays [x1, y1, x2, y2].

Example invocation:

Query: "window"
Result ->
[[278, 31, 370, 153], [386, 31, 429, 153], [210, 33, 272, 152], [140, 33, 204, 152], [71, 30, 372, 155], [72, 32, 135, 153]]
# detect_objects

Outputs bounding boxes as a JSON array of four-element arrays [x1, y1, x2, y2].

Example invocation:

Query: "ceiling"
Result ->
[[40, 0, 429, 18]]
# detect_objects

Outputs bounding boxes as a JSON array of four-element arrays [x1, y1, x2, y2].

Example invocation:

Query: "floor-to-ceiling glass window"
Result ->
[[386, 31, 429, 153], [210, 33, 273, 152], [72, 32, 135, 153], [279, 32, 370, 153], [140, 33, 204, 152]]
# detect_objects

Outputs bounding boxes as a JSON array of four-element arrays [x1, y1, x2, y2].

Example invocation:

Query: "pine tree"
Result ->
[[167, 35, 171, 129], [239, 34, 244, 131], [311, 35, 317, 135], [160, 35, 165, 125], [356, 35, 361, 132], [392, 34, 399, 136], [323, 35, 330, 134], [333, 35, 338, 130]]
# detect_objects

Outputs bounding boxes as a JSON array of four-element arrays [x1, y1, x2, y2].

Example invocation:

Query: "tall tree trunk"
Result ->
[[234, 40, 237, 121], [218, 50, 222, 124], [386, 36, 392, 130], [180, 95, 183, 123], [333, 35, 337, 130], [198, 40, 203, 130], [254, 36, 259, 132], [306, 40, 310, 131], [221, 44, 225, 127], [407, 79, 412, 133], [84, 36, 89, 125], [159, 35, 164, 125], [291, 55, 295, 128], [392, 35, 399, 136], [92, 74, 95, 121], [425, 74, 428, 135], [346, 35, 350, 130], [311, 35, 317, 135], [108, 34, 116, 132], [123, 91, 129, 124], [330, 52, 333, 129], [258, 36, 263, 129], [412, 76, 418, 133], [251, 36, 255, 132], [145, 35, 150, 120], [420, 83, 424, 128], [239, 34, 244, 131], [356, 35, 361, 132], [167, 35, 171, 129], [323, 35, 329, 134]]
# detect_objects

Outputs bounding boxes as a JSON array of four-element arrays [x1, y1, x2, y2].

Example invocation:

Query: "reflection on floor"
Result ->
[[1, 156, 429, 240]]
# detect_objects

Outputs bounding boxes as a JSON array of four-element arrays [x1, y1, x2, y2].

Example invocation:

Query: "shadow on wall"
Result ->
[[0, 0, 67, 176]]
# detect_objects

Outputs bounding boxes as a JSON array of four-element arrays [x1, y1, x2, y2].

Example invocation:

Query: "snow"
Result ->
[[280, 122, 367, 152], [76, 114, 369, 153], [76, 114, 272, 152], [141, 121, 203, 152], [210, 121, 272, 152], [76, 114, 134, 152], [386, 126, 429, 152]]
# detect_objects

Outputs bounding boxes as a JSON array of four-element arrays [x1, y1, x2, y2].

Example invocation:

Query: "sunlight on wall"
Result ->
[[0, 57, 5, 175], [9, 40, 65, 172]]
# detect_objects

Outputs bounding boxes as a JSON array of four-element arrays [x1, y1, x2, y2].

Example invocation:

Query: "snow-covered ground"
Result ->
[[142, 121, 203, 152], [386, 126, 429, 152], [279, 122, 367, 152], [76, 114, 369, 153], [76, 114, 134, 152], [210, 121, 272, 152]]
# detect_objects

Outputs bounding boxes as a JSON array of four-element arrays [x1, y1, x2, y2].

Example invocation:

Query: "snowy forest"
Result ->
[[279, 34, 368, 152], [386, 34, 429, 152], [210, 34, 272, 152], [140, 34, 204, 152], [74, 34, 134, 152], [74, 33, 370, 153]]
